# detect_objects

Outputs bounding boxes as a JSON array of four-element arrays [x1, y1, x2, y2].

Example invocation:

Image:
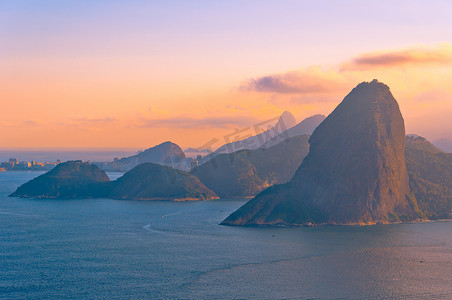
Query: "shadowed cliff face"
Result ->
[[223, 80, 418, 226], [405, 136, 452, 219]]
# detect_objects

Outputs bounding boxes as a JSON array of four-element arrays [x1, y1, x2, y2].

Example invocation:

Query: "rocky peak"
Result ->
[[276, 111, 297, 130], [223, 80, 419, 226]]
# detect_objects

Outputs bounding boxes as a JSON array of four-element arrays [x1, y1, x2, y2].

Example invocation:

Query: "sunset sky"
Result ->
[[1, 0, 452, 149]]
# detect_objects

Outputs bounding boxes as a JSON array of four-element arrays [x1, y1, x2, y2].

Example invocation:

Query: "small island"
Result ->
[[109, 162, 218, 201], [9, 160, 110, 199]]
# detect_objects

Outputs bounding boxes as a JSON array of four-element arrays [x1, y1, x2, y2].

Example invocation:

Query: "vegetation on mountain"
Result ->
[[110, 163, 218, 200], [9, 161, 110, 199], [191, 135, 310, 198]]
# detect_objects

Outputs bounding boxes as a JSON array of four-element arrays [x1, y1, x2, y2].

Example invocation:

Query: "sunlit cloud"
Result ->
[[239, 43, 452, 98], [239, 66, 347, 94], [0, 120, 41, 128], [56, 117, 117, 128], [341, 43, 452, 71], [137, 115, 262, 129], [71, 117, 116, 125], [234, 43, 452, 142]]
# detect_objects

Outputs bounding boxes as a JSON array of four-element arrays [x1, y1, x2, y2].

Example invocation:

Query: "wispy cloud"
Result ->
[[21, 120, 41, 127], [240, 43, 452, 95], [137, 115, 262, 129], [55, 117, 117, 128], [70, 117, 116, 126], [341, 43, 452, 71], [239, 66, 346, 94], [0, 120, 41, 128]]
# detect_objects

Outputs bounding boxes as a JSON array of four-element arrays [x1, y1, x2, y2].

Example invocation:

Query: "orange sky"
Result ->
[[1, 1, 451, 149]]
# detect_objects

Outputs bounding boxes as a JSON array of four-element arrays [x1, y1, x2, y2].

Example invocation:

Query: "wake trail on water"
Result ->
[[142, 210, 185, 236], [142, 222, 196, 238], [0, 210, 38, 217], [161, 211, 183, 218]]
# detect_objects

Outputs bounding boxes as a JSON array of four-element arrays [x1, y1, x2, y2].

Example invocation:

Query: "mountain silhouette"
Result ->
[[9, 161, 110, 199], [261, 114, 326, 149], [433, 138, 452, 153], [223, 80, 421, 226], [109, 163, 218, 201], [213, 111, 297, 155], [118, 141, 185, 171], [191, 135, 310, 198]]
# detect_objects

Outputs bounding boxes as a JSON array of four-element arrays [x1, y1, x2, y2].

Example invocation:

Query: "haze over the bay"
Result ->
[[1, 0, 452, 149]]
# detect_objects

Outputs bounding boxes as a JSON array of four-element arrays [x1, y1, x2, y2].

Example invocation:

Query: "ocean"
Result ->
[[0, 171, 451, 299]]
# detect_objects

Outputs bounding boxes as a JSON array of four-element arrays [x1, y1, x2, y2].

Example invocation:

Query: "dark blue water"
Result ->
[[1, 172, 451, 299]]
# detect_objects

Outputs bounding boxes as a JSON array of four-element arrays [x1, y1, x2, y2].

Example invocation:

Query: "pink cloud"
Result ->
[[239, 67, 347, 94], [341, 43, 452, 70]]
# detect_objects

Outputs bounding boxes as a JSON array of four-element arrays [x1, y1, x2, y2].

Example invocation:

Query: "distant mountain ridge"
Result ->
[[191, 135, 310, 198], [213, 111, 297, 155], [183, 147, 210, 158], [117, 141, 185, 171], [261, 114, 326, 149], [200, 112, 324, 165], [433, 138, 452, 153]]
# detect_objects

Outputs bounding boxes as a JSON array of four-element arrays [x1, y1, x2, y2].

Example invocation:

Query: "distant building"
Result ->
[[18, 161, 31, 169], [8, 158, 18, 167]]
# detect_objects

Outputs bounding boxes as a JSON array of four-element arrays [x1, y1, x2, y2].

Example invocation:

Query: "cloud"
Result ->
[[55, 117, 117, 128], [0, 120, 41, 128], [225, 104, 246, 112], [22, 120, 41, 127], [239, 43, 452, 96], [289, 94, 339, 104], [341, 43, 452, 71], [239, 66, 347, 94], [71, 117, 116, 125], [137, 115, 262, 129]]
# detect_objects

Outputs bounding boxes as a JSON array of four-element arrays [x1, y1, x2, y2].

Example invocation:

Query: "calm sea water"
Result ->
[[0, 172, 451, 299]]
